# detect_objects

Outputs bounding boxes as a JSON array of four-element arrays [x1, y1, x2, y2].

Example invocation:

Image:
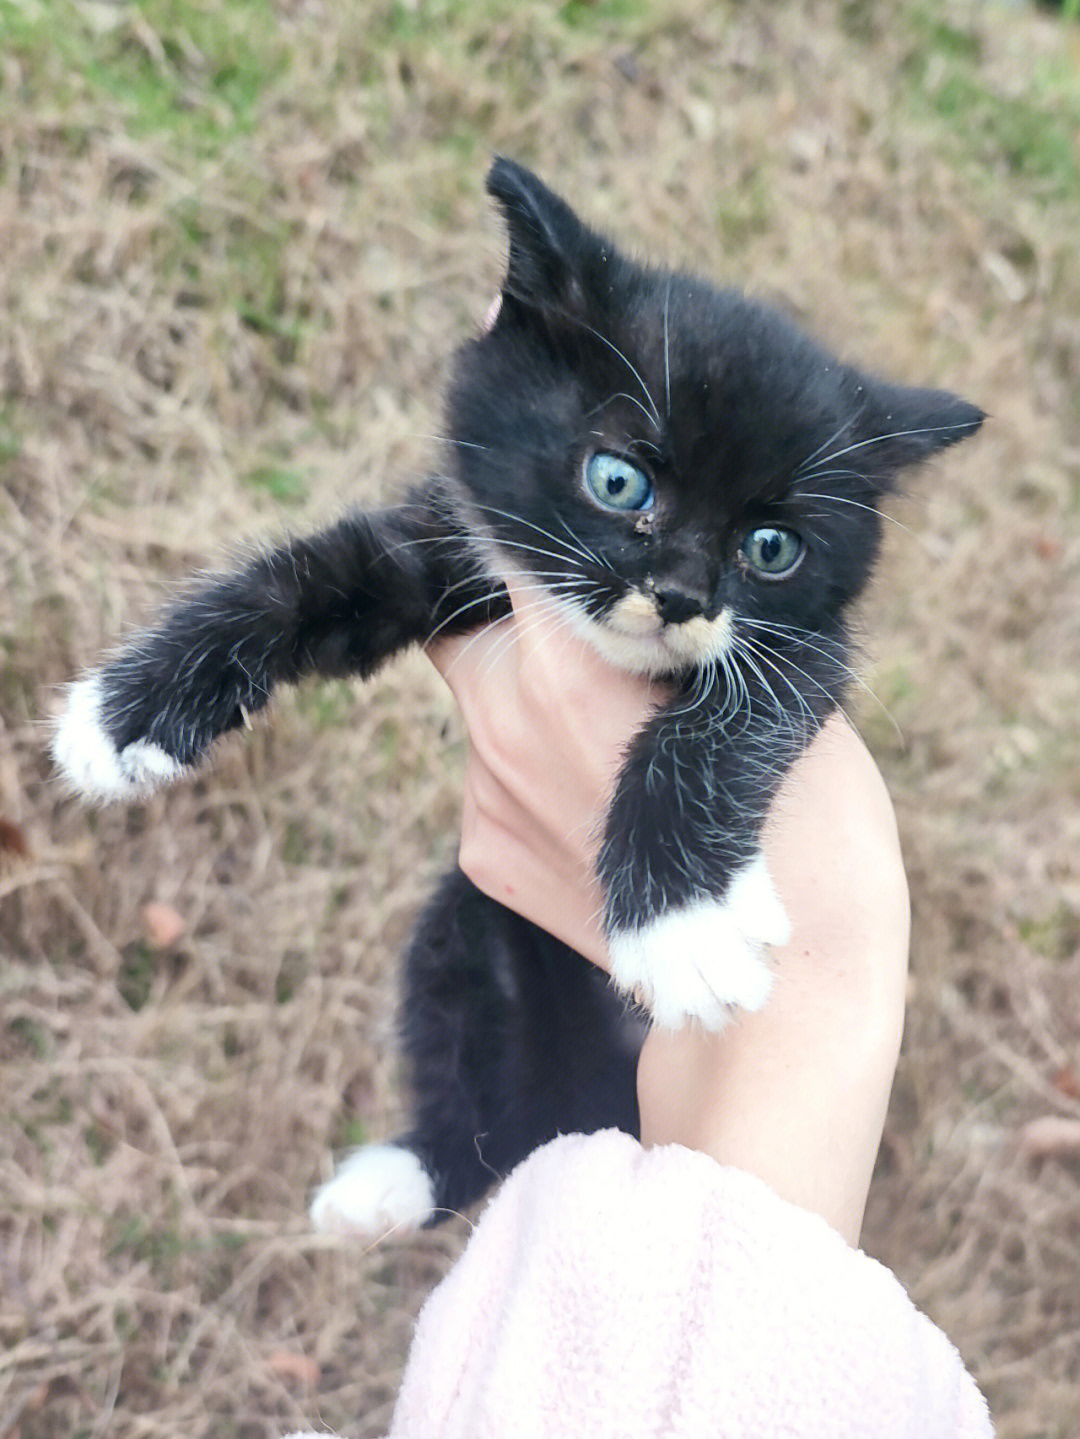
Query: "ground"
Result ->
[[2, 2, 1079, 1436]]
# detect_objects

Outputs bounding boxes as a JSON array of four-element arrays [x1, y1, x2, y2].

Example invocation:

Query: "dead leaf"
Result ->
[[142, 901, 186, 949], [1033, 533, 1064, 563], [1020, 1116, 1080, 1160], [1051, 1065, 1080, 1101], [0, 817, 31, 860], [267, 1351, 320, 1388]]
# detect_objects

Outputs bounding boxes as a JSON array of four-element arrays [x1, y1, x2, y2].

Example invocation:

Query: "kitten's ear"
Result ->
[[864, 382, 984, 486], [486, 157, 594, 318]]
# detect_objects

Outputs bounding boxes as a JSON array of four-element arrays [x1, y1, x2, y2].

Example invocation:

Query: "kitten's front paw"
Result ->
[[52, 674, 183, 803], [310, 1144, 436, 1236], [608, 855, 790, 1031]]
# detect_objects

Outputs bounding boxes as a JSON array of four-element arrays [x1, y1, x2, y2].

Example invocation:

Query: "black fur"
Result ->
[[400, 869, 644, 1215], [60, 159, 983, 1217]]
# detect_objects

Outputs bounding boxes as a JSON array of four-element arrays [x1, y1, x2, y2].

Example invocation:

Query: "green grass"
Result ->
[[903, 5, 1080, 200], [558, 0, 647, 28], [118, 942, 157, 1012], [931, 70, 1080, 194], [5, 2, 1080, 1435], [910, 12, 984, 62], [351, 0, 648, 47], [0, 405, 22, 466], [294, 681, 359, 730], [334, 1115, 371, 1149], [242, 463, 310, 506], [0, 0, 288, 156], [1017, 903, 1080, 963]]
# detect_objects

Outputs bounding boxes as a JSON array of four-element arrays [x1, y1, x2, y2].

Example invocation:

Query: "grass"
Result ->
[[243, 463, 311, 506], [901, 2, 1080, 197], [0, 0, 288, 154], [2, 1, 1080, 1436]]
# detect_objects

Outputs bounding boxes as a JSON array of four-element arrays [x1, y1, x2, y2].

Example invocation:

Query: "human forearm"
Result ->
[[637, 719, 909, 1244]]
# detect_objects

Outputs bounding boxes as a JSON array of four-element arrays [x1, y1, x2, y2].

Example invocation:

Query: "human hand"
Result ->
[[428, 588, 909, 1244], [430, 577, 667, 969]]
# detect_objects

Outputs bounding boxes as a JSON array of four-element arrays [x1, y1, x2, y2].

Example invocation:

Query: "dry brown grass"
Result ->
[[2, 2, 1079, 1435]]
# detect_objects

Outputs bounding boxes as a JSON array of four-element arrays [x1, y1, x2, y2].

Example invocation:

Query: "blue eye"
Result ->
[[740, 526, 803, 577], [584, 452, 654, 512]]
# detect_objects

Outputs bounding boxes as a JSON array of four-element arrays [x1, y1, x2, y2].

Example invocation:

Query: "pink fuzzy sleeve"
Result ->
[[292, 1129, 993, 1439]]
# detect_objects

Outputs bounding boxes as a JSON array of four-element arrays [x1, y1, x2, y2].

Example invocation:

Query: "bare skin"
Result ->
[[429, 582, 909, 1245]]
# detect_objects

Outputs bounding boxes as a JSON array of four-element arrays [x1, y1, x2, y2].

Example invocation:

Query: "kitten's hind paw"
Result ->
[[52, 673, 183, 803], [608, 855, 790, 1031], [310, 1144, 436, 1236]]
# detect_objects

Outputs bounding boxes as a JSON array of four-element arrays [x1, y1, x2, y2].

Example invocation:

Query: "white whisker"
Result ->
[[572, 319, 662, 431], [585, 391, 664, 432], [794, 409, 864, 477], [662, 277, 672, 421], [799, 421, 976, 476], [470, 504, 605, 573], [738, 618, 904, 743], [790, 490, 921, 543], [737, 633, 861, 739]]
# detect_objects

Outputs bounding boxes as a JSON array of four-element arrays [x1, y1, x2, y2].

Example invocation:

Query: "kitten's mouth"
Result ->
[[578, 593, 735, 675]]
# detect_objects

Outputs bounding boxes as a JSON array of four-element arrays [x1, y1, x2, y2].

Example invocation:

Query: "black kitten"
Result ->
[[53, 160, 981, 1230]]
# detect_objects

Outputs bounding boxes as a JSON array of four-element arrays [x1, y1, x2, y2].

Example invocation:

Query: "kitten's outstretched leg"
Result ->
[[53, 504, 496, 802]]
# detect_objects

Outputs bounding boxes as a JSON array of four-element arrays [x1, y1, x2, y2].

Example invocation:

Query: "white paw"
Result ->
[[608, 855, 791, 1031], [310, 1144, 436, 1236], [52, 674, 181, 802]]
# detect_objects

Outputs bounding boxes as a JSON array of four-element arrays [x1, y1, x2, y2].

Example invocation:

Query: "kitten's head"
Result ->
[[447, 158, 983, 676]]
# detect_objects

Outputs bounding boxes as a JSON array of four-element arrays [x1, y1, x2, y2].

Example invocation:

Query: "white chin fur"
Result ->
[[555, 595, 734, 676], [310, 1144, 436, 1236], [52, 674, 181, 802], [608, 855, 791, 1030]]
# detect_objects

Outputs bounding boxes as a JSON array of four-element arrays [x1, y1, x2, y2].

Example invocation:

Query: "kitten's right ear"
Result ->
[[486, 157, 593, 319]]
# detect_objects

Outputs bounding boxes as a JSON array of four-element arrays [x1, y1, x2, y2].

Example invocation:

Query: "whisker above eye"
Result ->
[[663, 276, 672, 423], [794, 407, 864, 478], [421, 434, 492, 453], [569, 318, 662, 432], [584, 391, 664, 432], [799, 420, 979, 476]]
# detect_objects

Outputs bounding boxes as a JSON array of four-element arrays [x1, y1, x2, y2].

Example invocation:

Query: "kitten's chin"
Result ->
[[558, 601, 735, 676]]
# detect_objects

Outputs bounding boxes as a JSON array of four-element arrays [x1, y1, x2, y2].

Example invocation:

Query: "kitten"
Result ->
[[53, 159, 982, 1230]]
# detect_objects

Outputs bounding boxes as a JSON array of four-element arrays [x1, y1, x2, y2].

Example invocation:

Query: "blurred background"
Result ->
[[2, 2, 1079, 1435]]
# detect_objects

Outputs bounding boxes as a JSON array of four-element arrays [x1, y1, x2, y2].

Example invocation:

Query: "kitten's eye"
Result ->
[[740, 526, 804, 578], [584, 452, 654, 512]]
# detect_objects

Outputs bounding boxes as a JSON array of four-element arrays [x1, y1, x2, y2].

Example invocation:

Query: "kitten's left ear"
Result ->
[[486, 157, 598, 319], [865, 382, 984, 485]]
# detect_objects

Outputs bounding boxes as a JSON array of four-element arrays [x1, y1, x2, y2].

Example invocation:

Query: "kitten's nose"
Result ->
[[654, 588, 705, 626]]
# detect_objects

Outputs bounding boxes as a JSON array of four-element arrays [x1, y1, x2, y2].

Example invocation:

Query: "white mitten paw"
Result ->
[[608, 854, 790, 1031], [52, 674, 181, 802], [310, 1144, 436, 1236]]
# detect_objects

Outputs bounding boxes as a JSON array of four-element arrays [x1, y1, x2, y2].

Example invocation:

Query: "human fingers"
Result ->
[[428, 595, 660, 964]]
